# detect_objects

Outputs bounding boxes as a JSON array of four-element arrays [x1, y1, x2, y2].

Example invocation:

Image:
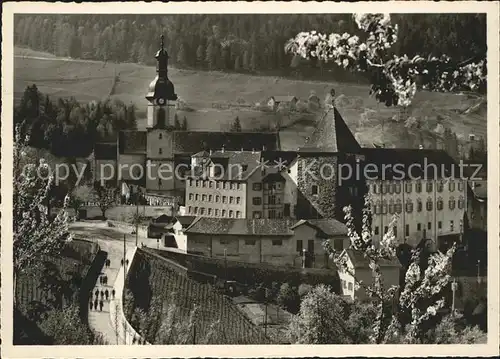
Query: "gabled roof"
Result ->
[[119, 131, 147, 154], [300, 107, 361, 153], [176, 215, 197, 228], [342, 248, 402, 268], [185, 218, 295, 236], [262, 173, 286, 183], [94, 143, 117, 160], [291, 219, 348, 237]]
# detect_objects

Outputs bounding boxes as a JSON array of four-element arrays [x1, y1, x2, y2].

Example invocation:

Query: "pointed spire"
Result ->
[[160, 34, 165, 51]]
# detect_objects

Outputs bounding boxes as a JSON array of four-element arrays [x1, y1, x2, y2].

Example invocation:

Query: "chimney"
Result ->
[[241, 147, 243, 152], [221, 146, 225, 153], [262, 145, 266, 151], [209, 149, 212, 156], [252, 148, 255, 154], [469, 134, 475, 142]]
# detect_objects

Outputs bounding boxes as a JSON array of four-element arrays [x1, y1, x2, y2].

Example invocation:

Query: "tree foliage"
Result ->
[[285, 14, 486, 107], [93, 185, 117, 218], [13, 125, 72, 280]]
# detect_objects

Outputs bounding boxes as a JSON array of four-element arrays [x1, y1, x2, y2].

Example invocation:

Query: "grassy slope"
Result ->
[[15, 47, 486, 150]]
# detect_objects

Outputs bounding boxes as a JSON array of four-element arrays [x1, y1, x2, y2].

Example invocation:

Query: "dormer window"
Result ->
[[159, 133, 162, 140]]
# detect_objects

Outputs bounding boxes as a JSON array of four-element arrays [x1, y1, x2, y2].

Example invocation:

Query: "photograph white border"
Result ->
[[2, 1, 499, 358]]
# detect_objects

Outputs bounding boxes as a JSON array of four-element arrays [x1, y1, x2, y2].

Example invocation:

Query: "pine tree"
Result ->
[[231, 116, 242, 132]]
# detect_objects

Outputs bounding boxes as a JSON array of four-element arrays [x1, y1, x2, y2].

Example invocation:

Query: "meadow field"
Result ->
[[14, 47, 486, 150]]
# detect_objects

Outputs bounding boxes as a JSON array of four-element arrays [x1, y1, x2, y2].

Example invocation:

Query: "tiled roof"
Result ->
[[300, 107, 361, 153], [94, 143, 117, 160], [360, 147, 457, 179], [176, 216, 197, 228], [172, 131, 280, 154], [119, 131, 147, 154], [261, 151, 298, 167], [262, 173, 286, 183], [185, 218, 295, 236], [344, 248, 401, 268], [292, 218, 348, 237]]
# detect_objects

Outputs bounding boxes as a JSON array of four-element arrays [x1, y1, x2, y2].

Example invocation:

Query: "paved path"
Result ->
[[70, 221, 140, 344]]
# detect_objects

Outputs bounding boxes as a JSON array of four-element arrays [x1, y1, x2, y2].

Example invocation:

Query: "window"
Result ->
[[428, 222, 432, 230], [200, 208, 205, 215], [189, 179, 193, 186], [417, 199, 423, 212], [384, 226, 389, 234], [343, 280, 347, 289], [393, 226, 398, 237], [209, 181, 214, 188], [405, 224, 410, 237], [406, 200, 413, 213], [229, 210, 233, 218], [158, 178, 162, 186], [417, 223, 422, 231], [389, 200, 395, 214], [415, 181, 422, 193], [269, 195, 277, 205], [208, 208, 212, 216], [268, 209, 277, 219], [438, 221, 442, 230], [334, 238, 344, 251], [224, 182, 229, 190], [375, 226, 380, 235], [159, 133, 162, 139], [312, 185, 319, 195], [222, 209, 226, 217], [373, 183, 379, 194], [426, 181, 433, 193], [196, 180, 200, 187], [458, 196, 465, 209], [215, 209, 219, 216], [458, 181, 464, 191], [245, 239, 256, 246], [189, 193, 194, 200], [195, 194, 200, 201], [216, 182, 221, 189], [236, 197, 241, 204], [236, 211, 241, 218], [406, 181, 413, 193], [381, 183, 387, 194], [272, 239, 283, 246], [296, 240, 303, 252], [231, 183, 236, 190], [348, 282, 353, 291], [375, 201, 381, 214], [202, 194, 207, 201], [382, 200, 388, 214], [194, 207, 198, 214], [229, 196, 234, 204], [450, 220, 454, 232], [203, 181, 207, 188], [216, 195, 220, 203], [220, 239, 229, 245], [449, 180, 455, 192], [284, 204, 291, 217], [449, 197, 456, 210], [222, 196, 227, 204], [208, 195, 213, 202], [395, 199, 402, 214], [395, 182, 401, 194], [253, 183, 262, 191], [437, 180, 444, 192], [253, 211, 261, 219], [437, 197, 443, 211], [426, 198, 433, 211], [159, 148, 163, 155], [388, 183, 394, 194], [252, 197, 262, 205], [188, 206, 192, 213]]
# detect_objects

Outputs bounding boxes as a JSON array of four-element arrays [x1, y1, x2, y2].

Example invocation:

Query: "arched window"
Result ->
[[437, 180, 444, 192], [389, 199, 395, 214], [417, 199, 423, 212], [449, 180, 455, 192], [406, 199, 413, 213], [449, 196, 456, 210], [426, 198, 433, 211], [405, 181, 413, 193], [415, 181, 422, 193], [156, 107, 166, 128], [395, 182, 401, 194], [458, 181, 464, 191], [376, 200, 381, 214], [389, 182, 394, 194], [458, 196, 465, 209], [437, 197, 444, 211], [382, 200, 388, 214], [396, 199, 403, 214], [426, 181, 433, 193]]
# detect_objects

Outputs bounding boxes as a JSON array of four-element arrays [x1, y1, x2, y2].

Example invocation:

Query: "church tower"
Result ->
[[146, 35, 178, 129], [146, 35, 179, 195]]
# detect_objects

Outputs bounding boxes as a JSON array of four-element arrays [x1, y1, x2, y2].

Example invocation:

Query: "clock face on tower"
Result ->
[[157, 98, 165, 105]]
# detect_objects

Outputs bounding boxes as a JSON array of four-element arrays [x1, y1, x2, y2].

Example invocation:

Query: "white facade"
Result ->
[[368, 178, 467, 249]]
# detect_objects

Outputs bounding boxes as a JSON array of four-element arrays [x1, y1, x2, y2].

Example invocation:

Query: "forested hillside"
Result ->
[[15, 14, 486, 80]]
